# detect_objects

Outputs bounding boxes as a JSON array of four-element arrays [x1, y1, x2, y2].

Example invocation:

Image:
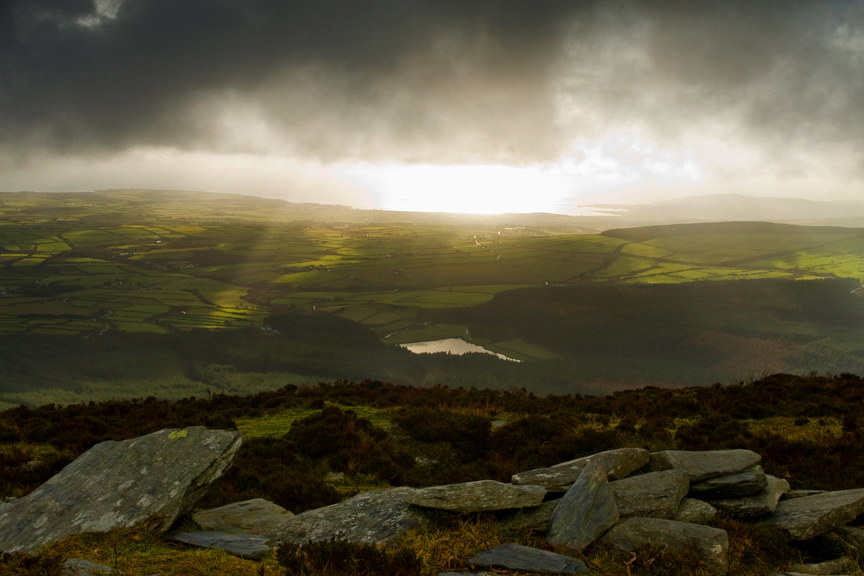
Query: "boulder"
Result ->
[[0, 496, 15, 514], [193, 498, 293, 535], [547, 463, 619, 550], [404, 480, 546, 513], [689, 467, 767, 499], [759, 489, 864, 540], [0, 427, 242, 554], [62, 559, 112, 575], [783, 490, 829, 500], [264, 487, 427, 546], [601, 517, 729, 575], [513, 448, 649, 492], [674, 498, 718, 524], [710, 475, 789, 519], [168, 530, 270, 559], [501, 499, 560, 533], [648, 449, 761, 482], [468, 543, 589, 574], [610, 469, 689, 520], [788, 555, 852, 575]]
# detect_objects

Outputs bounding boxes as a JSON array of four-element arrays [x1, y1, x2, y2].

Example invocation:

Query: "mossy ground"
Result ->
[[11, 515, 862, 576]]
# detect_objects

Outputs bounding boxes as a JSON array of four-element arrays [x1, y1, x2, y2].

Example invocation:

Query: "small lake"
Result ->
[[398, 338, 520, 362]]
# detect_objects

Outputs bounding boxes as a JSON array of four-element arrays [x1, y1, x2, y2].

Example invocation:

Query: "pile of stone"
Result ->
[[2, 430, 863, 576]]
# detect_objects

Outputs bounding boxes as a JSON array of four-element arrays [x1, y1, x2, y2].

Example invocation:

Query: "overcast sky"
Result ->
[[2, 0, 862, 214]]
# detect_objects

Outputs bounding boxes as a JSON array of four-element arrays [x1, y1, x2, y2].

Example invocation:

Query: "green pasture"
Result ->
[[235, 402, 395, 438], [384, 323, 468, 344], [2, 193, 863, 338]]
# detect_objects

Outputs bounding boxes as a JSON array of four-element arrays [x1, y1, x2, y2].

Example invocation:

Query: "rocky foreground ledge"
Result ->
[[2, 431, 863, 576]]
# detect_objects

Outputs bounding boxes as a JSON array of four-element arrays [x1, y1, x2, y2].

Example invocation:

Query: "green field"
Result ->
[[2, 192, 863, 342]]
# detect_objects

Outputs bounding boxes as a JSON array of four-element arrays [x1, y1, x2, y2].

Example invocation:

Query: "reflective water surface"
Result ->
[[398, 338, 520, 361]]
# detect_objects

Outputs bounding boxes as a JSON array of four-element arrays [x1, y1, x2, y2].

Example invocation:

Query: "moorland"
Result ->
[[2, 190, 864, 407], [3, 374, 864, 575]]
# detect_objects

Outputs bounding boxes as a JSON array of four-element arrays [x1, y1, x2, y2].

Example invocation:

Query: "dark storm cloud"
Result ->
[[1, 0, 862, 166]]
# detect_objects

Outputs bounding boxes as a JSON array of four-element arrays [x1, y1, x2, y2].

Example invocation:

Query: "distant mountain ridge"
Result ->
[[583, 194, 864, 228], [4, 189, 863, 231]]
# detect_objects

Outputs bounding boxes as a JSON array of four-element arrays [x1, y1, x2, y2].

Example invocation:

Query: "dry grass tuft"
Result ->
[[401, 513, 551, 574]]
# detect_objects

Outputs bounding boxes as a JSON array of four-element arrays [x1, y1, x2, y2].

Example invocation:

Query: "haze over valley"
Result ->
[[3, 3, 864, 574]]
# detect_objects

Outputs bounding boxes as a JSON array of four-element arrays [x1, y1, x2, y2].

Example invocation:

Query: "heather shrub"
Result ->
[[393, 408, 491, 462], [275, 537, 422, 576], [0, 551, 66, 576], [624, 542, 709, 576], [198, 436, 340, 513]]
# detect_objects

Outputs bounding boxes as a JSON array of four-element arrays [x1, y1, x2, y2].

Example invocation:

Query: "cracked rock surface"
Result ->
[[0, 427, 242, 554], [648, 449, 761, 482], [759, 488, 864, 540], [405, 479, 546, 513], [512, 448, 649, 492], [601, 517, 729, 575], [265, 487, 428, 546]]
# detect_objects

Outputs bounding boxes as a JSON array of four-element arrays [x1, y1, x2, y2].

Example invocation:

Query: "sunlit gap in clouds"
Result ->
[[0, 137, 707, 215], [338, 136, 706, 215]]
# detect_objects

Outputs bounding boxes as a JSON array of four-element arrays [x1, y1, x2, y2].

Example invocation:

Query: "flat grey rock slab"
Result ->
[[168, 530, 270, 559], [759, 488, 864, 540], [648, 449, 761, 482], [689, 467, 767, 499], [601, 517, 729, 575], [62, 558, 112, 575], [264, 487, 427, 546], [468, 543, 589, 574], [610, 469, 689, 520], [193, 498, 293, 535], [512, 448, 649, 492], [0, 427, 242, 554], [674, 498, 718, 524], [501, 499, 560, 533], [783, 490, 829, 500], [710, 475, 789, 519], [548, 463, 619, 551], [405, 479, 546, 513], [788, 556, 852, 575]]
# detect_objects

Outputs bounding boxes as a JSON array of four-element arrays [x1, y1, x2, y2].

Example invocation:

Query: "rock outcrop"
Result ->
[[689, 467, 767, 499], [512, 448, 649, 492], [709, 475, 789, 519], [601, 517, 729, 575], [787, 556, 852, 575], [674, 498, 718, 524], [0, 427, 242, 554], [264, 487, 427, 546], [610, 469, 689, 519], [468, 543, 589, 574], [547, 463, 619, 550], [193, 498, 293, 535], [168, 530, 271, 559], [501, 499, 560, 533], [648, 449, 761, 482], [759, 488, 864, 540], [782, 489, 828, 500], [10, 437, 864, 576], [404, 479, 546, 513]]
